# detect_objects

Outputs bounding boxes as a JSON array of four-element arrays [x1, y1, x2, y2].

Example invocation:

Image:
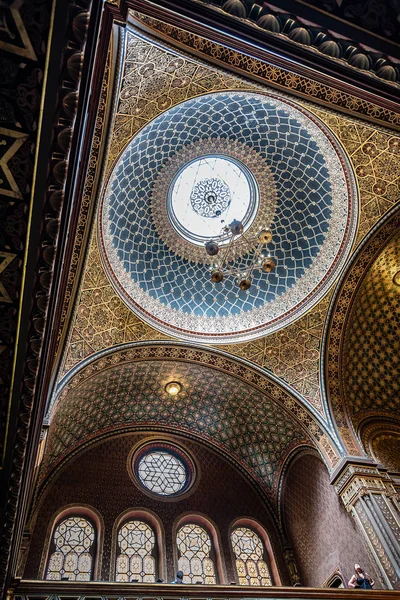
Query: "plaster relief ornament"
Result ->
[[100, 91, 358, 343]]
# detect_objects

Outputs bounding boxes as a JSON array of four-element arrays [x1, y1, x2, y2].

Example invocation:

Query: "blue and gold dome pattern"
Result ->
[[100, 91, 357, 343]]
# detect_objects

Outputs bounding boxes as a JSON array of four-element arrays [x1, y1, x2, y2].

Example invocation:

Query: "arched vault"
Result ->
[[323, 205, 400, 455], [42, 342, 341, 506]]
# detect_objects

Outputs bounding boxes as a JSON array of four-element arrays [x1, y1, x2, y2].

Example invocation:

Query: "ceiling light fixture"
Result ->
[[165, 381, 182, 396], [205, 220, 275, 290]]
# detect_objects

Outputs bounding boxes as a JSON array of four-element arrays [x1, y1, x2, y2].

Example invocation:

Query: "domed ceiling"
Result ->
[[100, 91, 358, 343]]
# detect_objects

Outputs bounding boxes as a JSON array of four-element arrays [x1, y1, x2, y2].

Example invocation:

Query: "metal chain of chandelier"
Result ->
[[205, 219, 276, 291]]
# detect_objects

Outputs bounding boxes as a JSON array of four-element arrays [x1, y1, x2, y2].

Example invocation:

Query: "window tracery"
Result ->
[[138, 451, 187, 496], [231, 526, 272, 586], [46, 516, 95, 581], [115, 520, 156, 582], [176, 523, 216, 584]]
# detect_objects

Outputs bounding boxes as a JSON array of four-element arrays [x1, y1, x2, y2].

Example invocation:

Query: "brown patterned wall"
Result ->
[[25, 433, 288, 583], [282, 453, 381, 588]]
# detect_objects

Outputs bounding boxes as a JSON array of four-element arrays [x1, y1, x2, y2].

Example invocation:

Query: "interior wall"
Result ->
[[282, 452, 381, 588], [25, 432, 288, 583]]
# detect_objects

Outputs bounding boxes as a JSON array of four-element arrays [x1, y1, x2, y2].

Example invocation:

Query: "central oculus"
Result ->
[[168, 155, 259, 246]]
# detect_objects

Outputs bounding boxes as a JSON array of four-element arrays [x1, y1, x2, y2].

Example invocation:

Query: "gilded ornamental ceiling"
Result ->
[[49, 23, 400, 469], [43, 343, 341, 504], [47, 358, 310, 495], [100, 89, 356, 343]]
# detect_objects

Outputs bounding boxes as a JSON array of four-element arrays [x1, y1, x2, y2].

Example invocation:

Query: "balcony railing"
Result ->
[[11, 580, 395, 600]]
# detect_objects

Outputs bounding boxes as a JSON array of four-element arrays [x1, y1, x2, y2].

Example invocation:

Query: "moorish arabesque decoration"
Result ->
[[100, 89, 357, 344]]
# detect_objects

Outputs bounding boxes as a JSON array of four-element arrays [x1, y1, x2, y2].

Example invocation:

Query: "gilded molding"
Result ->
[[194, 0, 400, 87], [334, 463, 397, 511]]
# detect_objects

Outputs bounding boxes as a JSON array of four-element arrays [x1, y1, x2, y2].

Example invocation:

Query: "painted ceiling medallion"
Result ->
[[150, 137, 277, 264], [100, 91, 358, 343]]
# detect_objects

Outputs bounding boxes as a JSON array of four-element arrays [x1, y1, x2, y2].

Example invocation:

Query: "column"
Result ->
[[332, 460, 400, 589]]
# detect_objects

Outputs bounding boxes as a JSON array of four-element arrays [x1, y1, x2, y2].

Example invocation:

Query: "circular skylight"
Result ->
[[137, 450, 188, 496], [168, 155, 259, 246]]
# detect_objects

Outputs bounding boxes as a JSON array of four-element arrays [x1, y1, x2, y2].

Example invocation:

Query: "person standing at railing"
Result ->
[[348, 564, 375, 589], [171, 570, 184, 584]]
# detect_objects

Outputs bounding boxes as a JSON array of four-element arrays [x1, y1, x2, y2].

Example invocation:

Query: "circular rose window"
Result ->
[[131, 443, 196, 499]]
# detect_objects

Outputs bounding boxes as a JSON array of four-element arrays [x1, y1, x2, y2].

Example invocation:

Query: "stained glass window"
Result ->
[[231, 527, 272, 586], [115, 520, 156, 582], [137, 450, 187, 495], [176, 523, 216, 584], [46, 516, 95, 581]]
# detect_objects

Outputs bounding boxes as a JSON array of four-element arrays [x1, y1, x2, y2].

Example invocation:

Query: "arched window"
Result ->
[[115, 520, 156, 582], [46, 516, 96, 580], [231, 526, 272, 586], [176, 523, 216, 584]]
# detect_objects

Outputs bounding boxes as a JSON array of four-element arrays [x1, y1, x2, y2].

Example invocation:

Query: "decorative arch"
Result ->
[[277, 445, 319, 540], [40, 505, 103, 581], [322, 205, 400, 455], [173, 513, 226, 584], [47, 342, 340, 487], [277, 445, 321, 536], [110, 508, 166, 582], [229, 517, 281, 586]]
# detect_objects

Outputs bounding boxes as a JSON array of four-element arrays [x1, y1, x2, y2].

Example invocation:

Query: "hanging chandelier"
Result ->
[[205, 220, 276, 290]]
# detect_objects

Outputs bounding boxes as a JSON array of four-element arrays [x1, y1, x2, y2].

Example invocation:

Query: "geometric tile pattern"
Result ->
[[324, 210, 400, 454], [108, 33, 252, 168], [308, 108, 400, 244], [371, 432, 400, 473], [134, 12, 400, 129], [58, 31, 400, 427], [46, 358, 318, 497], [342, 231, 400, 429], [220, 292, 332, 413], [101, 88, 356, 343], [61, 237, 168, 377]]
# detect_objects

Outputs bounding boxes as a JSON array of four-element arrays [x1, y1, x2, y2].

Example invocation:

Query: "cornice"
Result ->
[[190, 0, 400, 88], [123, 0, 400, 128]]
